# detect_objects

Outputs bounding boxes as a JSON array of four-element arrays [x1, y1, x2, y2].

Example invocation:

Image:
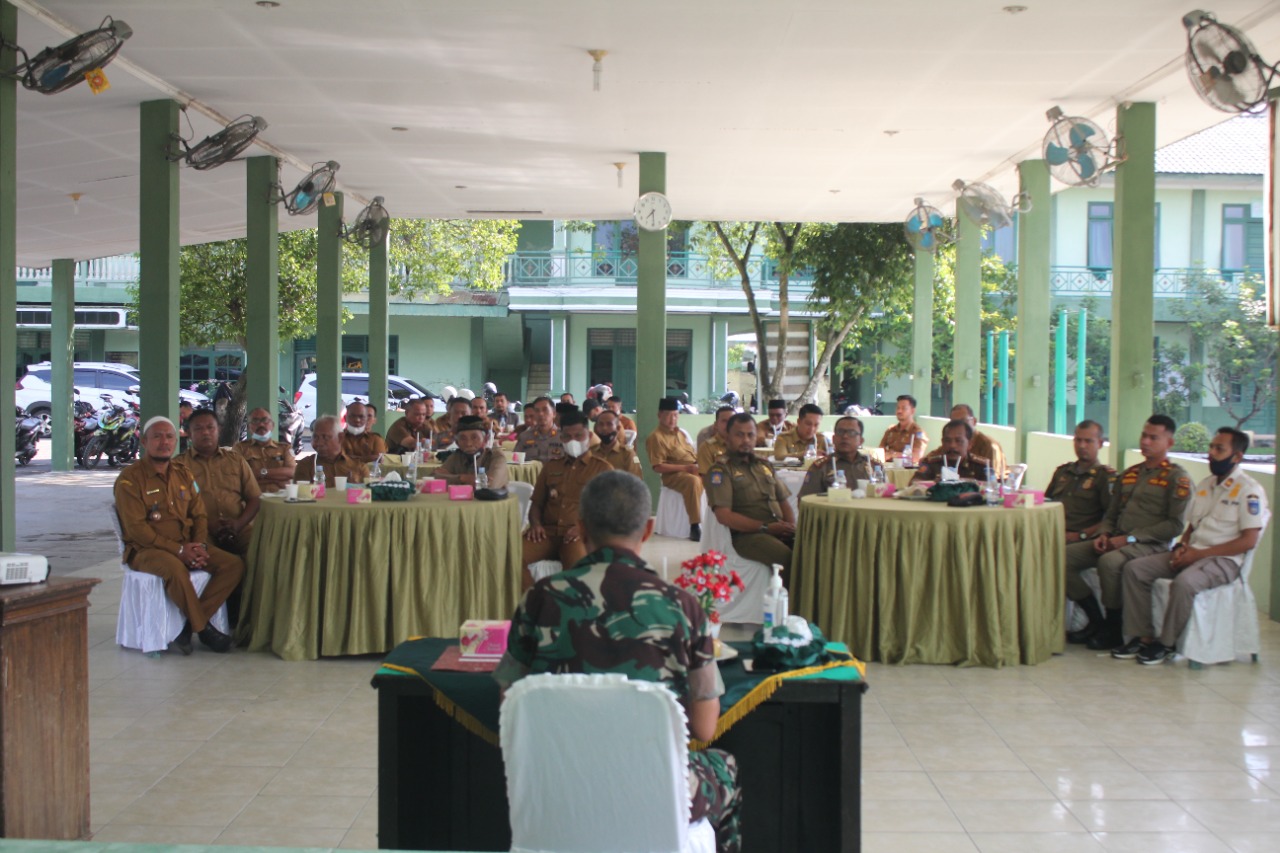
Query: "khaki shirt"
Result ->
[[773, 429, 830, 461], [295, 451, 369, 487], [432, 415, 465, 448], [706, 453, 791, 523], [695, 424, 717, 449], [970, 431, 1007, 479], [1045, 461, 1115, 534], [385, 418, 432, 454], [755, 418, 794, 447], [113, 458, 207, 562], [233, 438, 296, 493], [591, 440, 643, 477], [645, 426, 697, 470], [489, 411, 518, 435], [798, 452, 874, 498], [696, 435, 728, 476], [516, 426, 563, 463], [911, 450, 991, 484], [880, 420, 929, 460], [1185, 469, 1269, 564], [437, 447, 510, 490], [530, 453, 614, 532], [617, 414, 638, 434], [1097, 459, 1192, 544], [180, 447, 261, 528], [341, 430, 387, 461]]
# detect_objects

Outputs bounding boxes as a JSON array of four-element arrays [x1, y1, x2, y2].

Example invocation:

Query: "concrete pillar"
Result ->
[[1, 1, 15, 550], [711, 317, 729, 399], [316, 192, 344, 417], [138, 99, 182, 430], [910, 251, 933, 413], [368, 226, 389, 412], [50, 259, 76, 471], [246, 156, 280, 417], [549, 313, 567, 394], [1109, 103, 1157, 456], [89, 331, 105, 361], [636, 152, 667, 499], [1015, 159, 1052, 463], [953, 213, 982, 408]]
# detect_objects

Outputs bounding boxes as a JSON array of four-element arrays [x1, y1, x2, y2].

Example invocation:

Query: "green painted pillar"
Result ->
[[316, 192, 344, 417], [549, 313, 567, 394], [636, 152, 667, 500], [997, 330, 1010, 425], [0, 1, 15, 551], [1015, 159, 1052, 463], [50, 259, 76, 471], [711, 318, 729, 397], [246, 156, 279, 417], [984, 331, 995, 423], [1076, 307, 1087, 427], [1054, 309, 1067, 434], [139, 100, 182, 429], [911, 250, 933, 413], [1109, 103, 1157, 456], [368, 226, 389, 413], [954, 213, 981, 409]]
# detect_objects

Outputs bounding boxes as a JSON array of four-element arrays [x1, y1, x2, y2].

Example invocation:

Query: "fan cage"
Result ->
[[1184, 13, 1273, 113], [11, 16, 131, 95]]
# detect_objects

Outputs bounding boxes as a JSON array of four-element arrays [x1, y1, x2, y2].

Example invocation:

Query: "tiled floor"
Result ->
[[74, 533, 1280, 851]]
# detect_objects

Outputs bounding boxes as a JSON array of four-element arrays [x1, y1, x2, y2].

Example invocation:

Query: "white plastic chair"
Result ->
[[528, 560, 563, 584], [701, 511, 770, 624], [656, 488, 708, 539], [509, 480, 534, 529], [110, 507, 228, 654], [501, 673, 716, 853], [1008, 462, 1029, 491], [1151, 550, 1261, 668]]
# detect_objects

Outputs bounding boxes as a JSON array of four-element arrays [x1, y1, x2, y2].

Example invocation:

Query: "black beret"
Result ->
[[658, 397, 679, 411]]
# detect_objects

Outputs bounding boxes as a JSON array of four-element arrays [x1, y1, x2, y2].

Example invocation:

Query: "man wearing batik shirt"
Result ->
[[494, 471, 741, 853]]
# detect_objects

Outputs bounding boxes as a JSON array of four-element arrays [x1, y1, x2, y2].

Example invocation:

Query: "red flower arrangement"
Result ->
[[672, 550, 744, 624]]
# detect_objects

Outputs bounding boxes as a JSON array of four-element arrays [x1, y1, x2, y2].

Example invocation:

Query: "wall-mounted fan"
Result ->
[[280, 161, 340, 216], [344, 196, 391, 249], [951, 179, 1031, 230], [903, 198, 949, 254], [1042, 106, 1125, 187], [0, 15, 131, 94], [1182, 10, 1275, 113], [169, 114, 268, 171]]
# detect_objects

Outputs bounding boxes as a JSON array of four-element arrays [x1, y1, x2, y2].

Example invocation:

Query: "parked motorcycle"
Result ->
[[835, 391, 884, 417], [72, 395, 100, 464], [14, 406, 39, 466], [79, 393, 140, 468]]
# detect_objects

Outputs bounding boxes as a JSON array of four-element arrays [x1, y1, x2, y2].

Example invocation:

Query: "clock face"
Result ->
[[633, 192, 672, 232]]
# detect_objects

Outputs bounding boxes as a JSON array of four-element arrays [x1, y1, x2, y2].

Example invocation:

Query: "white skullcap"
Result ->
[[143, 416, 176, 436]]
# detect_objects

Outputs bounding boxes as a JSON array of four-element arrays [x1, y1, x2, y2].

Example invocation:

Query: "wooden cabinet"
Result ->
[[0, 577, 99, 840]]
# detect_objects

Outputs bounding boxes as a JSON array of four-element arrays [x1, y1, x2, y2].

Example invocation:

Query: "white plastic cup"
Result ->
[[856, 479, 871, 493], [286, 482, 299, 500], [334, 476, 348, 491]]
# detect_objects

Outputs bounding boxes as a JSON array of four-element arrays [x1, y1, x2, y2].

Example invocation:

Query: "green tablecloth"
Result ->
[[791, 495, 1065, 667], [238, 491, 522, 661], [379, 455, 542, 485]]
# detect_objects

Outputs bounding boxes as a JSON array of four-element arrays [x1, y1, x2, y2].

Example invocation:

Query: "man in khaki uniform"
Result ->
[[433, 397, 473, 448], [1065, 414, 1191, 650], [591, 410, 643, 477], [604, 396, 638, 434], [515, 396, 563, 463], [879, 394, 929, 463], [707, 413, 795, 570], [951, 403, 1007, 479], [295, 415, 369, 486], [773, 403, 830, 461], [523, 411, 613, 587], [340, 401, 387, 463], [645, 397, 704, 541], [1046, 420, 1115, 545], [385, 398, 432, 454], [436, 416, 510, 489], [114, 417, 243, 655], [181, 409, 261, 555], [696, 406, 735, 476], [911, 420, 991, 484], [235, 406, 296, 494], [798, 416, 873, 498], [755, 399, 794, 447], [489, 391, 517, 435]]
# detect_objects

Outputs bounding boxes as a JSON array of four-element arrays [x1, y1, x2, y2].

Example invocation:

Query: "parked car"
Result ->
[[294, 372, 442, 424], [19, 362, 207, 438]]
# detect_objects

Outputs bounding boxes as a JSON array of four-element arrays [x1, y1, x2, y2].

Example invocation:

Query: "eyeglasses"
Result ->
[[249, 417, 272, 424], [834, 429, 862, 438]]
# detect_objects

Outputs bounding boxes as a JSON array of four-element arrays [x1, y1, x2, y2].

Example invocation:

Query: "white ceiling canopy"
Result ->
[[8, 0, 1280, 267]]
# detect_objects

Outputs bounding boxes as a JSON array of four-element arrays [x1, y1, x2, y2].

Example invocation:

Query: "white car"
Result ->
[[294, 372, 442, 424], [19, 362, 208, 436]]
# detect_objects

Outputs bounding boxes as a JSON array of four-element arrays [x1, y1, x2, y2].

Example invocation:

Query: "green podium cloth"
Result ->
[[791, 495, 1065, 667], [237, 492, 521, 661], [375, 637, 864, 747]]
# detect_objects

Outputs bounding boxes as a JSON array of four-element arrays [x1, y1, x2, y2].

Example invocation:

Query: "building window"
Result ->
[[1228, 382, 1244, 404], [1222, 203, 1263, 272], [587, 328, 693, 407], [293, 335, 399, 380], [1087, 202, 1113, 271], [981, 221, 1017, 262]]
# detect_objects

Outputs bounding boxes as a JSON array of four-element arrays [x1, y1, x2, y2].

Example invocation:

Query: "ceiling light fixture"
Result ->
[[1002, 5, 1027, 14], [883, 129, 899, 136], [255, 1, 281, 8], [68, 192, 82, 215], [391, 126, 408, 132], [587, 49, 608, 91], [613, 162, 626, 189]]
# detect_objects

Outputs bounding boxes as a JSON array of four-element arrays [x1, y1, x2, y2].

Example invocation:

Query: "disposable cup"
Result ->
[[286, 482, 298, 500], [856, 479, 870, 493], [335, 476, 348, 491]]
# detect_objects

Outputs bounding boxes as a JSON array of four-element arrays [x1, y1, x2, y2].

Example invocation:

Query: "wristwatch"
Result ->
[[1078, 531, 1088, 541], [1126, 535, 1138, 544], [759, 522, 769, 533]]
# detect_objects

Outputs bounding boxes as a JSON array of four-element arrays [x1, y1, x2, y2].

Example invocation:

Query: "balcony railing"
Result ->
[[504, 250, 814, 289], [17, 255, 139, 286], [1050, 266, 1249, 297]]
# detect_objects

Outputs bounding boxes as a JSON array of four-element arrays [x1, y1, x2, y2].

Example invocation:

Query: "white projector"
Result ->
[[0, 553, 50, 585]]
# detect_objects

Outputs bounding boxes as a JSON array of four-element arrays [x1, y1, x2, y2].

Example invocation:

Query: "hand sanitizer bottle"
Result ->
[[408, 452, 418, 483], [313, 464, 325, 499], [763, 564, 785, 628]]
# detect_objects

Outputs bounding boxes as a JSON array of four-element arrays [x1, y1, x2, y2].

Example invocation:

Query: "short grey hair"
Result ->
[[312, 415, 340, 435], [579, 471, 651, 543]]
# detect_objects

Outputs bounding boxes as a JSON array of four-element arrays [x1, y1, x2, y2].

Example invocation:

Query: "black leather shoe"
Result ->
[[689, 523, 702, 542], [172, 621, 193, 656], [197, 624, 233, 653], [1066, 622, 1098, 645]]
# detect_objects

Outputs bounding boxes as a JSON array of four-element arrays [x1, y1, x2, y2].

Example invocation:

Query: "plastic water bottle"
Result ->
[[476, 466, 489, 490], [370, 455, 382, 480], [407, 452, 418, 482], [314, 464, 324, 486], [834, 469, 848, 491], [903, 445, 914, 468]]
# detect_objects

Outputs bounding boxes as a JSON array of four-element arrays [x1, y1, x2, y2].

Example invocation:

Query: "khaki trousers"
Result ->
[[1064, 539, 1166, 610], [731, 531, 793, 573], [129, 545, 245, 632], [661, 471, 704, 524], [1121, 551, 1241, 647], [521, 532, 588, 589]]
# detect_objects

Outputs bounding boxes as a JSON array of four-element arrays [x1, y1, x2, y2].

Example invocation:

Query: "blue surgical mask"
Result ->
[[251, 431, 271, 442]]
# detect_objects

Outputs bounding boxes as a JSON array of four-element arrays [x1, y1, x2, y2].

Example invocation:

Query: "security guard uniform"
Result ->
[[645, 426, 703, 525], [437, 447, 510, 490], [233, 437, 296, 493], [523, 453, 614, 570], [706, 452, 794, 570], [591, 439, 643, 477], [294, 451, 369, 487], [755, 417, 794, 447], [340, 430, 387, 462], [880, 420, 929, 462], [180, 446, 261, 554], [773, 429, 830, 461], [798, 452, 873, 498], [517, 425, 563, 463], [113, 458, 245, 633], [1045, 460, 1116, 538], [697, 434, 728, 476], [910, 450, 991, 484]]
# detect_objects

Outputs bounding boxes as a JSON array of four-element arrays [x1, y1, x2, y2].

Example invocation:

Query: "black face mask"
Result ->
[[599, 432, 617, 445], [1208, 455, 1236, 477]]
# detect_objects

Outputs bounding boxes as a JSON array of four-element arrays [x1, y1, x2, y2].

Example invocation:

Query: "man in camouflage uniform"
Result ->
[[773, 403, 830, 461], [590, 409, 643, 477], [235, 407, 296, 494], [707, 413, 795, 571], [494, 471, 741, 853], [1065, 414, 1192, 650], [798, 415, 873, 498], [951, 403, 1008, 479], [340, 401, 387, 463], [435, 416, 509, 489], [755, 398, 793, 447], [879, 394, 929, 463], [645, 397, 704, 541], [515, 396, 563, 463], [697, 406, 735, 476], [910, 419, 991, 484]]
